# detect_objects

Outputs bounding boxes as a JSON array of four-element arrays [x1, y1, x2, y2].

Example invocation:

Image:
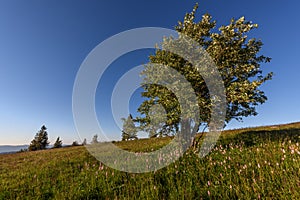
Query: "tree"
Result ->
[[136, 4, 272, 143], [121, 114, 138, 140], [72, 141, 80, 146], [82, 138, 87, 146], [53, 137, 62, 148], [91, 134, 99, 144], [28, 125, 50, 151]]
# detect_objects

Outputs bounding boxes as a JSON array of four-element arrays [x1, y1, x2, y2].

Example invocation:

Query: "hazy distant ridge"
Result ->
[[0, 145, 29, 154]]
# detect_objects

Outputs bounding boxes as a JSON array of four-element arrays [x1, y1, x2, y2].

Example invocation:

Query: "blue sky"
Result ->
[[0, 0, 299, 145]]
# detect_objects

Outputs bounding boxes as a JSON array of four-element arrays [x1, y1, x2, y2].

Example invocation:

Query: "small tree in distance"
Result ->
[[28, 125, 50, 151], [72, 141, 80, 146], [53, 137, 62, 148], [82, 138, 87, 146], [91, 134, 99, 144], [121, 114, 138, 141]]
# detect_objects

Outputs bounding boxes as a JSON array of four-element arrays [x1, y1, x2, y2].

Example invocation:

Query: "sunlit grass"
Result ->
[[1, 122, 300, 199]]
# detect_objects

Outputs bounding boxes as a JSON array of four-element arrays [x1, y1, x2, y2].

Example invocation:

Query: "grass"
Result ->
[[0, 122, 300, 199]]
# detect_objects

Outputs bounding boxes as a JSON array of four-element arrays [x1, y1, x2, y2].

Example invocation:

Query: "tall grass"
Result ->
[[1, 123, 300, 199]]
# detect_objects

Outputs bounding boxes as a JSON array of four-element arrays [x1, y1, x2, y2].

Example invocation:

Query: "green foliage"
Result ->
[[1, 123, 300, 199], [53, 137, 62, 148], [72, 141, 80, 146], [121, 114, 138, 141], [91, 134, 99, 144], [28, 125, 50, 151], [137, 4, 272, 137], [18, 148, 28, 153], [82, 138, 87, 146]]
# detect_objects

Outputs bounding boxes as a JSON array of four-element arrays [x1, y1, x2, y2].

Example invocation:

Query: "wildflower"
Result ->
[[230, 185, 232, 189], [257, 163, 260, 168], [207, 190, 210, 196], [207, 181, 211, 186]]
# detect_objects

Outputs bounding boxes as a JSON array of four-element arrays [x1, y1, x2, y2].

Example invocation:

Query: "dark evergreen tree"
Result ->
[[53, 137, 62, 148], [28, 125, 50, 151], [72, 141, 80, 146], [82, 138, 87, 145]]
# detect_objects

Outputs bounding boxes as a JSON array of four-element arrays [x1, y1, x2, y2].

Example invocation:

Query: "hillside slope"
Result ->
[[1, 122, 300, 199]]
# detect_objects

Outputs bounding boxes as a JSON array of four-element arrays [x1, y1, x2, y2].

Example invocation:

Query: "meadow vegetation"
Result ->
[[0, 122, 300, 199]]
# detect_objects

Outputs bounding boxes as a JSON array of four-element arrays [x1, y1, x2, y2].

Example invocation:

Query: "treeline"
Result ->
[[25, 125, 89, 152]]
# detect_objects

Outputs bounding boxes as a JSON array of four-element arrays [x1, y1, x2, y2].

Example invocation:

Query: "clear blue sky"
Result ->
[[0, 0, 299, 145]]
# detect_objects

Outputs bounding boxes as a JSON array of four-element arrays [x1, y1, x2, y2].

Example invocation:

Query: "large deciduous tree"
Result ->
[[136, 4, 272, 141]]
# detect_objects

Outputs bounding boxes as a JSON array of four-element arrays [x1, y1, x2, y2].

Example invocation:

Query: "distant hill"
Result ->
[[0, 145, 29, 154], [1, 121, 299, 154]]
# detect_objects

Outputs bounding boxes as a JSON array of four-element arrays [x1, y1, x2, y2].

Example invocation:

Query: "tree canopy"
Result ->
[[136, 4, 272, 139], [121, 114, 138, 141]]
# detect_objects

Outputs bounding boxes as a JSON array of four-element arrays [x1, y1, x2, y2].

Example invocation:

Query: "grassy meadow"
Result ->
[[1, 122, 300, 199]]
